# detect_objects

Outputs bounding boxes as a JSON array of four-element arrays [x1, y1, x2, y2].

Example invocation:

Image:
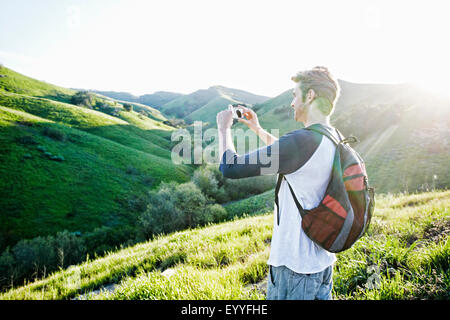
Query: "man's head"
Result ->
[[290, 66, 340, 124]]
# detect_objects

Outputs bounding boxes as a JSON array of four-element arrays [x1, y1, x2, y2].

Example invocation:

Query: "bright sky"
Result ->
[[1, 0, 449, 97]]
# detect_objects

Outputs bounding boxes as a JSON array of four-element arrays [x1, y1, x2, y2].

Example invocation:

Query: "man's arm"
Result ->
[[250, 125, 278, 146], [218, 127, 322, 180], [218, 127, 235, 160]]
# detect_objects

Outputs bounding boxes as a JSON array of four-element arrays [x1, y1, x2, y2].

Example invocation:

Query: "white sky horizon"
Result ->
[[1, 0, 449, 98]]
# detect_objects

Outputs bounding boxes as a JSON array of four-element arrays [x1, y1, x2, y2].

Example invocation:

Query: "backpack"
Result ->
[[274, 124, 375, 253]]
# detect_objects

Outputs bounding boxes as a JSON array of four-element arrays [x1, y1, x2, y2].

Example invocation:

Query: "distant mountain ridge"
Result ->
[[88, 90, 184, 109], [95, 85, 271, 125]]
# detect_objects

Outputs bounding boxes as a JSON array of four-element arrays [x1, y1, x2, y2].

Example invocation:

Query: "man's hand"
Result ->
[[216, 105, 234, 131], [237, 105, 278, 145], [237, 106, 261, 132]]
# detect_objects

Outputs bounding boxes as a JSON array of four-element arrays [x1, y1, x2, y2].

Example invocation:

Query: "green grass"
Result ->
[[223, 188, 275, 218], [0, 92, 175, 159], [0, 66, 197, 249], [1, 190, 448, 300], [0, 105, 192, 248], [0, 67, 75, 103]]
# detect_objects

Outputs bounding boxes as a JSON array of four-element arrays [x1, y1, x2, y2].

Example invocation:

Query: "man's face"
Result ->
[[291, 84, 307, 123]]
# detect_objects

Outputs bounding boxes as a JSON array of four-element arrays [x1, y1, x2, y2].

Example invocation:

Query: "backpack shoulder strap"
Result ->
[[274, 173, 284, 226], [274, 173, 308, 225], [335, 128, 345, 142], [304, 124, 342, 145]]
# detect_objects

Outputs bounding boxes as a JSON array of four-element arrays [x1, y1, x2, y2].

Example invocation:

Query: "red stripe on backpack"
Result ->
[[344, 176, 365, 191], [323, 195, 347, 218], [344, 163, 366, 177]]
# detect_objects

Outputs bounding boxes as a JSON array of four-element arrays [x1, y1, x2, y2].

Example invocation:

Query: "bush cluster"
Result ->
[[42, 126, 66, 141], [95, 102, 121, 117], [191, 165, 275, 204], [137, 165, 275, 239], [163, 118, 186, 128], [0, 225, 137, 291], [123, 103, 133, 112], [0, 231, 85, 289], [71, 91, 121, 116], [71, 91, 94, 108], [137, 181, 227, 239], [35, 144, 65, 161]]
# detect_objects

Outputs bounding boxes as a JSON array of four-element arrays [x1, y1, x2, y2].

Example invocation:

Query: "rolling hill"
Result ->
[[0, 66, 193, 251]]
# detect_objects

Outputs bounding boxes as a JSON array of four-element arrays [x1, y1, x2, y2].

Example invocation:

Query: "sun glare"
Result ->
[[414, 79, 450, 100]]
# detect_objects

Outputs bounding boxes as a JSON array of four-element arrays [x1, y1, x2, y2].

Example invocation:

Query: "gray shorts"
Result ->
[[266, 264, 333, 300]]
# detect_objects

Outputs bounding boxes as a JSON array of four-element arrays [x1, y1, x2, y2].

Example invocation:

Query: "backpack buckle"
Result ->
[[340, 136, 359, 145]]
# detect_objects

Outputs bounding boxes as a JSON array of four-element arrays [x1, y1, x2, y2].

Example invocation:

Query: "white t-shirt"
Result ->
[[220, 123, 340, 274]]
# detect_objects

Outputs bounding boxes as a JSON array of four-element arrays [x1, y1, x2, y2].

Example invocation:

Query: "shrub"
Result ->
[[0, 249, 16, 288], [0, 231, 87, 291], [192, 165, 230, 203], [54, 231, 86, 268], [214, 186, 231, 204], [163, 118, 186, 128], [192, 166, 219, 199], [138, 182, 185, 238], [192, 165, 275, 203], [95, 101, 121, 116], [126, 166, 139, 175], [43, 151, 53, 158], [15, 135, 37, 145], [12, 239, 40, 279], [224, 175, 276, 201], [42, 126, 66, 141], [138, 181, 213, 239], [174, 182, 208, 227], [203, 204, 228, 223], [84, 226, 136, 256], [50, 155, 65, 162], [123, 103, 133, 112], [71, 91, 94, 108]]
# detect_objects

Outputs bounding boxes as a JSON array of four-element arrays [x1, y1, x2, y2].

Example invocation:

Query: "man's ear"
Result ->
[[307, 89, 316, 102]]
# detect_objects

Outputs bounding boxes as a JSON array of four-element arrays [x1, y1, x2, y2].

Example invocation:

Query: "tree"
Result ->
[[123, 103, 133, 112], [173, 182, 207, 227], [192, 166, 219, 199], [138, 182, 184, 238], [137, 181, 212, 239], [71, 91, 94, 108]]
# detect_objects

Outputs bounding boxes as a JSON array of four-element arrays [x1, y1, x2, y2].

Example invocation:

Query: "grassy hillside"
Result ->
[[0, 66, 194, 251], [0, 190, 448, 300], [331, 81, 450, 194], [0, 67, 75, 103], [0, 106, 191, 248]]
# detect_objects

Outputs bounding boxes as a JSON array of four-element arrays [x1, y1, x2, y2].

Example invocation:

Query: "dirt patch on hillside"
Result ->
[[423, 219, 450, 244]]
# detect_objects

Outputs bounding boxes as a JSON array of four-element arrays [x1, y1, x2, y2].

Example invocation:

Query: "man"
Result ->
[[216, 66, 341, 300]]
